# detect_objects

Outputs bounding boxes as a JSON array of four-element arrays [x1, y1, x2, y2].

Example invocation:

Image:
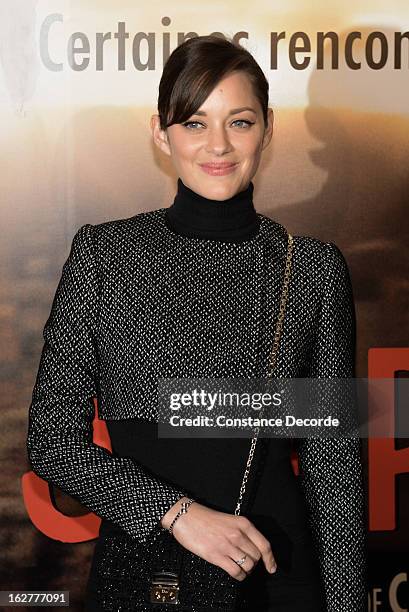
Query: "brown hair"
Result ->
[[158, 35, 269, 131]]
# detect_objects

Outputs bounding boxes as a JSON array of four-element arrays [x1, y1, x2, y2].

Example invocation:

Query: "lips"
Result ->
[[199, 162, 238, 176]]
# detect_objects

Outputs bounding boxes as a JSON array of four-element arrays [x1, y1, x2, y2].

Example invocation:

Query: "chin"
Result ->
[[204, 186, 236, 200], [201, 178, 241, 198]]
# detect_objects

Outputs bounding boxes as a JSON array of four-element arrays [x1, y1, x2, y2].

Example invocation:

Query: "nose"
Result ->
[[204, 126, 233, 155]]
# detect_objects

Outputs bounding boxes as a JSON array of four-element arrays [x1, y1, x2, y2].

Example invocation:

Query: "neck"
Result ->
[[165, 178, 260, 242]]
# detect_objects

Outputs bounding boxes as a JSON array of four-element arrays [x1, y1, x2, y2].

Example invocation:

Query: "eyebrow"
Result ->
[[191, 106, 257, 117]]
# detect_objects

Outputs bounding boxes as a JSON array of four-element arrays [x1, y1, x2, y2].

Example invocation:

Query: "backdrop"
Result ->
[[1, 1, 408, 610]]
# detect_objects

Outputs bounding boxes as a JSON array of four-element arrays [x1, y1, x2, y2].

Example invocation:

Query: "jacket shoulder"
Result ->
[[87, 209, 165, 258], [258, 213, 349, 279], [92, 208, 163, 237]]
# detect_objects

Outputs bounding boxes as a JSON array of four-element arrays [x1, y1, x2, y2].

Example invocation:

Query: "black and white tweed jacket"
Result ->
[[26, 209, 367, 611]]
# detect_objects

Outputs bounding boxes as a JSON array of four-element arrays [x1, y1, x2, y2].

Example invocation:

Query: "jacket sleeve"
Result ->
[[26, 223, 187, 544], [296, 242, 368, 611]]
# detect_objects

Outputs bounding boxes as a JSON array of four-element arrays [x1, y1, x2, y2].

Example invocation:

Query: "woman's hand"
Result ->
[[160, 497, 277, 581]]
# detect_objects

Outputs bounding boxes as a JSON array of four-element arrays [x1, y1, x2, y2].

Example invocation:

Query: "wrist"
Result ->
[[160, 496, 192, 530]]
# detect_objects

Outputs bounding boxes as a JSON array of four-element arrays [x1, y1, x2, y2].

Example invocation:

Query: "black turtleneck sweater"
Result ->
[[165, 177, 261, 242]]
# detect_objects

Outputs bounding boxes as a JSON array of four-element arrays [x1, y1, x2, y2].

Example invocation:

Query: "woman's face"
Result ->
[[151, 70, 274, 201]]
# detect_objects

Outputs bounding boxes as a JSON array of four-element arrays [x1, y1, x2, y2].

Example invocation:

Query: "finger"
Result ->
[[214, 554, 248, 582], [240, 518, 277, 573], [229, 531, 262, 567], [226, 546, 256, 575]]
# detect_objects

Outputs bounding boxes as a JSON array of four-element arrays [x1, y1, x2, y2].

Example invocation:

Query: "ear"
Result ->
[[261, 107, 274, 151], [150, 114, 171, 157]]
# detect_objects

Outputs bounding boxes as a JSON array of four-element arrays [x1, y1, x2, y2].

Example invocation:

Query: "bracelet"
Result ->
[[168, 497, 195, 534]]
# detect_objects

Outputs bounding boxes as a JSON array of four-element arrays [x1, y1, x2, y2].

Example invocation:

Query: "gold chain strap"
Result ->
[[234, 232, 294, 515]]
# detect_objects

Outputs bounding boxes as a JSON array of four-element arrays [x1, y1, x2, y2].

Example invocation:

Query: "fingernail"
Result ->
[[269, 564, 277, 573]]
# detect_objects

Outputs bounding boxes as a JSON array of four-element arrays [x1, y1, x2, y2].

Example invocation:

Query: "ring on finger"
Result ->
[[234, 554, 247, 566]]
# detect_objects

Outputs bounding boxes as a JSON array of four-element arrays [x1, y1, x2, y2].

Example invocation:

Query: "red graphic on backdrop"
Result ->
[[22, 398, 110, 542], [368, 347, 409, 531]]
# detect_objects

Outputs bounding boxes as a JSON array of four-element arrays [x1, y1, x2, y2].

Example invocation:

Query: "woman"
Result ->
[[27, 35, 367, 611]]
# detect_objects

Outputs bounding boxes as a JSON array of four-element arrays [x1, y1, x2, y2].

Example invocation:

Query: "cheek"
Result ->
[[232, 132, 263, 156], [174, 137, 201, 161], [240, 145, 263, 167], [167, 127, 200, 161]]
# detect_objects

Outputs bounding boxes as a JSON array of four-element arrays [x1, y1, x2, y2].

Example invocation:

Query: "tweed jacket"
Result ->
[[26, 208, 367, 611]]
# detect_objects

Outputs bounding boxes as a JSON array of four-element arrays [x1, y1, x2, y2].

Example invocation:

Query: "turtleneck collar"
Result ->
[[164, 177, 261, 242]]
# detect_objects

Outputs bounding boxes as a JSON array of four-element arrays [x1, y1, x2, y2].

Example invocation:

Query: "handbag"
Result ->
[[94, 231, 294, 612]]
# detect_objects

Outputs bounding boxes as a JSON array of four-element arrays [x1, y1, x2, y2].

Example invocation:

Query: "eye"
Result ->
[[232, 119, 255, 128], [182, 121, 203, 129]]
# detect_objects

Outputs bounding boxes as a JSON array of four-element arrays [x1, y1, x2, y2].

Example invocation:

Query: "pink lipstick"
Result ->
[[199, 162, 239, 176]]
